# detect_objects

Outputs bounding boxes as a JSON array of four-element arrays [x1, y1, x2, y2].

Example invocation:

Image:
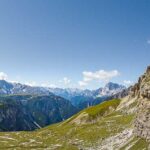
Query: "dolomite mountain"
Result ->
[[132, 66, 150, 141], [118, 65, 150, 140], [0, 80, 126, 109]]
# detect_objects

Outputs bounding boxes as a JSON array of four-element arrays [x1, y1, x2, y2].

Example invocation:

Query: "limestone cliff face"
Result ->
[[130, 66, 150, 99], [133, 66, 150, 141]]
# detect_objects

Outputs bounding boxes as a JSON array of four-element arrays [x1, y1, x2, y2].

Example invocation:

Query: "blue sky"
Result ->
[[0, 0, 149, 89]]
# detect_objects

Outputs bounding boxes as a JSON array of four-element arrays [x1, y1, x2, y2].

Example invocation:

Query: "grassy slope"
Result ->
[[0, 99, 149, 150]]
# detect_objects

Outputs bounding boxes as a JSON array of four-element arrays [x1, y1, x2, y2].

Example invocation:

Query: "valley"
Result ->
[[0, 66, 149, 149], [0, 80, 126, 131]]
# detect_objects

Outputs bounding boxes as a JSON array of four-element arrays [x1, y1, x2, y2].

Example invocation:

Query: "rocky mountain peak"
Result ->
[[95, 82, 126, 97], [105, 82, 125, 90], [130, 65, 150, 99], [146, 65, 150, 74]]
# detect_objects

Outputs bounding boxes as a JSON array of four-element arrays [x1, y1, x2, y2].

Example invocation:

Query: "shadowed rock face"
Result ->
[[0, 95, 78, 131], [0, 99, 37, 131], [133, 66, 150, 141], [131, 66, 150, 98]]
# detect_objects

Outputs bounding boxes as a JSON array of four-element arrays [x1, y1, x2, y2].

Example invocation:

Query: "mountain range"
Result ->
[[0, 80, 126, 100], [0, 79, 126, 107], [0, 80, 52, 95], [0, 65, 149, 149], [0, 80, 126, 131]]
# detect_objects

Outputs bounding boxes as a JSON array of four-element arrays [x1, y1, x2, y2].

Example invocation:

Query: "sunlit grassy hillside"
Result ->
[[0, 99, 148, 150]]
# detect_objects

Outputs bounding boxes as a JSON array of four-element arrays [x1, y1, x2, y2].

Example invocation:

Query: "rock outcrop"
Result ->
[[133, 66, 150, 141]]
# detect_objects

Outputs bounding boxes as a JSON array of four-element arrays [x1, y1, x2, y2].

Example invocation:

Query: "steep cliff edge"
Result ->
[[116, 66, 150, 142], [132, 66, 150, 141]]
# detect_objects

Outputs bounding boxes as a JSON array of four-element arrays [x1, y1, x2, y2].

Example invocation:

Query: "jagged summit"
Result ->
[[130, 65, 150, 98], [146, 65, 150, 74], [130, 65, 150, 141], [0, 80, 53, 96], [105, 82, 125, 90]]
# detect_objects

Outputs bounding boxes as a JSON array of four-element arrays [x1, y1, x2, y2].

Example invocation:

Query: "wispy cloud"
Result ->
[[25, 81, 37, 87], [78, 81, 88, 87], [0, 72, 20, 84], [147, 40, 150, 44], [0, 72, 8, 80], [78, 70, 120, 87], [0, 71, 122, 89], [123, 80, 132, 86], [41, 82, 56, 88], [59, 77, 71, 85]]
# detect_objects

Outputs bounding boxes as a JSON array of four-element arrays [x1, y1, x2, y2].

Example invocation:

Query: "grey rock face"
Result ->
[[133, 66, 150, 141]]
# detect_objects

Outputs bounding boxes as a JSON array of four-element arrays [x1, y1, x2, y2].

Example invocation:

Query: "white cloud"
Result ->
[[25, 81, 37, 87], [41, 82, 56, 88], [83, 70, 119, 81], [78, 81, 88, 87], [59, 77, 71, 85], [147, 40, 150, 44], [9, 80, 19, 83], [0, 72, 20, 83], [48, 84, 57, 88], [123, 80, 132, 86], [0, 72, 8, 80], [63, 77, 71, 85], [78, 70, 120, 87]]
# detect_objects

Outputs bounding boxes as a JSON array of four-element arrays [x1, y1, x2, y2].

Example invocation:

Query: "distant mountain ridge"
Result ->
[[0, 80, 126, 108], [0, 80, 52, 95], [48, 82, 125, 99], [0, 80, 125, 96], [48, 82, 126, 108], [92, 82, 126, 97]]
